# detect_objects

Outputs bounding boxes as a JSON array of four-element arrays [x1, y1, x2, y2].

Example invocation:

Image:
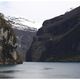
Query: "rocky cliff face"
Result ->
[[0, 13, 23, 64], [26, 6, 80, 62], [7, 17, 37, 60]]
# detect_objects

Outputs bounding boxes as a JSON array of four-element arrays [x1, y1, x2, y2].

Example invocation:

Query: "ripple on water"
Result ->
[[43, 67, 54, 70]]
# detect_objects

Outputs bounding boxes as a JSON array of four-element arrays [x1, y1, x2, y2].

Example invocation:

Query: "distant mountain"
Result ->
[[6, 16, 37, 60], [7, 16, 37, 31], [26, 6, 80, 62]]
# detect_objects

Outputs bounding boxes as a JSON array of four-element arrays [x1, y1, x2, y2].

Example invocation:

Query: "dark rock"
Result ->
[[26, 6, 80, 62]]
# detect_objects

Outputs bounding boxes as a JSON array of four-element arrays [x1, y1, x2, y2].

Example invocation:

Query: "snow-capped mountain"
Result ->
[[5, 16, 37, 60], [6, 16, 37, 31]]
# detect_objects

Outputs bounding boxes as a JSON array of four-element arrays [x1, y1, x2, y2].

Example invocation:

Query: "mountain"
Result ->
[[6, 16, 37, 60], [7, 16, 37, 31], [0, 13, 23, 64], [26, 6, 80, 62]]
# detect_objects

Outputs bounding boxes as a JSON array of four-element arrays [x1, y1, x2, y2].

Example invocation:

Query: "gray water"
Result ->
[[0, 62, 80, 79]]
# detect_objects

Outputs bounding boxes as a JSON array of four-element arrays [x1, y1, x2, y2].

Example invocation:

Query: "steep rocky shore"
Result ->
[[0, 13, 23, 64], [26, 6, 80, 62]]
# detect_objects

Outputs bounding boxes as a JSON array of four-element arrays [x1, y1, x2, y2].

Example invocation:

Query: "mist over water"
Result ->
[[0, 62, 80, 79]]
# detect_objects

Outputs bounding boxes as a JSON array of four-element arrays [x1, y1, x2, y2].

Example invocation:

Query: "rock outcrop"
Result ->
[[0, 13, 23, 64], [26, 6, 80, 62], [7, 17, 37, 60]]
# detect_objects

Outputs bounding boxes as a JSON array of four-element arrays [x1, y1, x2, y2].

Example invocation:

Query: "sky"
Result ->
[[0, 0, 80, 29]]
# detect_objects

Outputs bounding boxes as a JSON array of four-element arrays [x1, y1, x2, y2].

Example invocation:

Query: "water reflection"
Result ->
[[43, 67, 54, 70], [0, 70, 20, 73], [0, 64, 17, 79], [0, 74, 14, 79]]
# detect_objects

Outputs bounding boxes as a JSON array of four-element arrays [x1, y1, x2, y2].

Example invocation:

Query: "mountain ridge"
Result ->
[[26, 6, 80, 62], [5, 16, 37, 60], [6, 16, 37, 31]]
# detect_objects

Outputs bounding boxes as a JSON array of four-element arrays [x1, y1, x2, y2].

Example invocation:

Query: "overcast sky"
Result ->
[[0, 0, 80, 29]]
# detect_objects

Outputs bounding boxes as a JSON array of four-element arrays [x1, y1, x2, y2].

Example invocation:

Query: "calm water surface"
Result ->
[[0, 62, 80, 78]]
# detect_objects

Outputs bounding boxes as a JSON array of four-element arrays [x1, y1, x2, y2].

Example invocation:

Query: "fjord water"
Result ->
[[0, 62, 80, 79]]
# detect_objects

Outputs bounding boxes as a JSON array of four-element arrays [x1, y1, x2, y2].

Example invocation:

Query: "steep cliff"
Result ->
[[26, 6, 80, 62], [7, 17, 37, 60], [0, 13, 23, 64]]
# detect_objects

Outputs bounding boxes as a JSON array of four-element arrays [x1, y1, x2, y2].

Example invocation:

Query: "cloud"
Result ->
[[0, 0, 80, 28]]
